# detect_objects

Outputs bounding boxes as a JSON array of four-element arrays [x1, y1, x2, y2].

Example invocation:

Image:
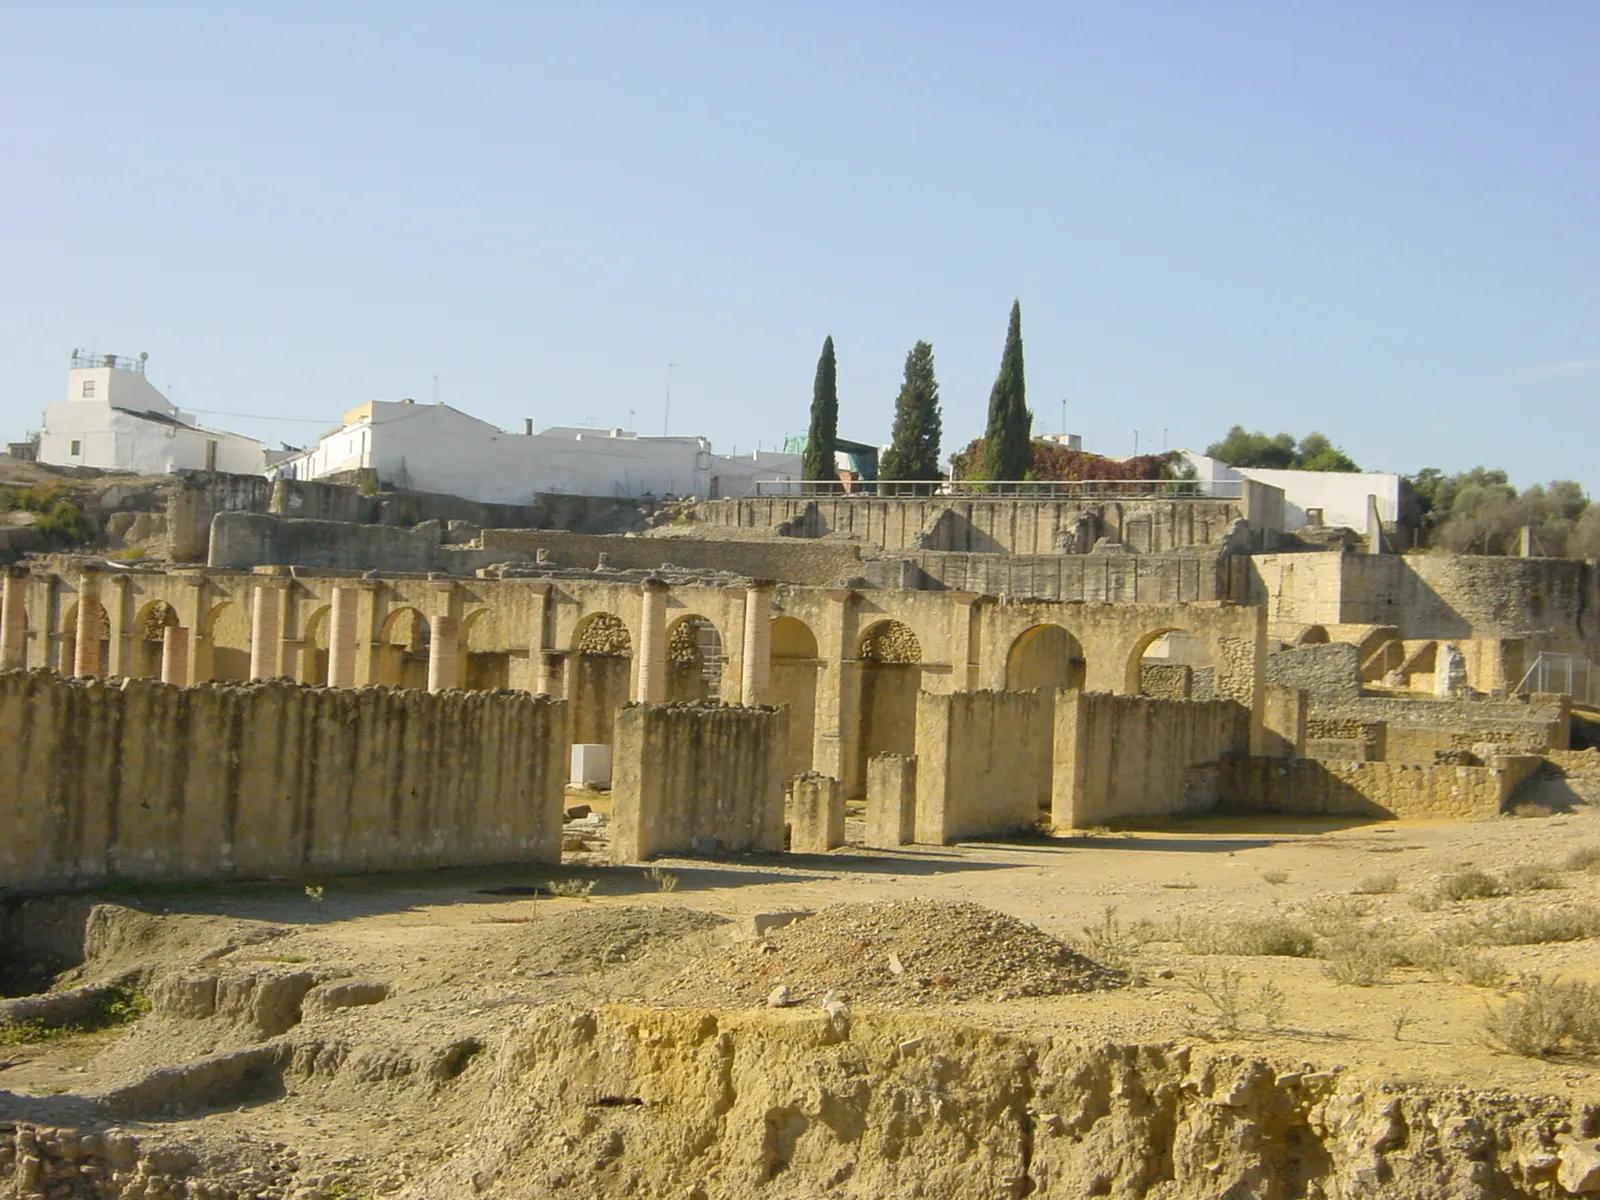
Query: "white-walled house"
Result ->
[[1178, 449, 1405, 533], [276, 399, 802, 504], [38, 352, 265, 475]]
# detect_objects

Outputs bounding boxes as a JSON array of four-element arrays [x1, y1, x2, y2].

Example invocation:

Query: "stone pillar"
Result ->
[[428, 614, 460, 692], [327, 587, 360, 688], [1261, 686, 1308, 759], [536, 651, 565, 699], [74, 572, 103, 677], [249, 584, 285, 680], [740, 582, 773, 705], [864, 754, 917, 848], [789, 773, 845, 853], [1, 569, 26, 671], [161, 626, 189, 686], [635, 579, 668, 704], [106, 575, 132, 677]]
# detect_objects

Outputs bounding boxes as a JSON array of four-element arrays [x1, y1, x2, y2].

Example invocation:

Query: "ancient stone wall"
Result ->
[[1214, 754, 1544, 820], [480, 528, 863, 585], [610, 702, 788, 861], [166, 472, 276, 563], [1266, 642, 1362, 698], [885, 548, 1239, 603], [0, 672, 568, 891], [208, 512, 451, 573], [1051, 691, 1251, 828], [914, 690, 1055, 843], [687, 496, 1247, 554], [1306, 694, 1567, 763]]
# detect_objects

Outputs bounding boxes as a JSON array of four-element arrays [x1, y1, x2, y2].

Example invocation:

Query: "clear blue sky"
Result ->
[[2, 3, 1595, 490]]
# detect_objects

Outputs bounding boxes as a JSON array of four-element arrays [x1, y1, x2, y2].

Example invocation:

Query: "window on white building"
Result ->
[[81, 380, 95, 398], [70, 440, 82, 455]]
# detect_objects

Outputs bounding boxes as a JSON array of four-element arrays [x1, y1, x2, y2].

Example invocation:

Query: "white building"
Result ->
[[277, 399, 802, 504], [38, 351, 265, 476], [1178, 449, 1404, 533]]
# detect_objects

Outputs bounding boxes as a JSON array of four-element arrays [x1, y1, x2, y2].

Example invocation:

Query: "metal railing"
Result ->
[[752, 478, 1241, 500], [70, 350, 146, 373], [1515, 652, 1600, 705]]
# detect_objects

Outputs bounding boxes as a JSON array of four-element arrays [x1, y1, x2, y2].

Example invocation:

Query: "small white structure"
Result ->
[[277, 399, 802, 504], [1178, 449, 1404, 534], [38, 351, 265, 476]]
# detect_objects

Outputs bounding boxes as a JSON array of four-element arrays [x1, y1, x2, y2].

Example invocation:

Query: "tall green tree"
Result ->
[[879, 340, 942, 484], [1204, 426, 1360, 472], [802, 336, 838, 483], [979, 301, 1030, 480]]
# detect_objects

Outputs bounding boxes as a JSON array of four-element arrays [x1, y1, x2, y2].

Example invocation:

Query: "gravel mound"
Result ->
[[664, 900, 1121, 1007], [518, 906, 728, 974]]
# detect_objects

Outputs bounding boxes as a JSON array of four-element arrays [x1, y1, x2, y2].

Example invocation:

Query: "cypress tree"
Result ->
[[802, 336, 839, 483], [979, 300, 1031, 480], [879, 340, 942, 487]]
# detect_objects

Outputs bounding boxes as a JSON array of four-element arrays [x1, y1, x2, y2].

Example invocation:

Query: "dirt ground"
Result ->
[[7, 780, 1600, 1194]]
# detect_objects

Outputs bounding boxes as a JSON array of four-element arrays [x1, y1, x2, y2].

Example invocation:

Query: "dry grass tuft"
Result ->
[[1482, 976, 1600, 1058]]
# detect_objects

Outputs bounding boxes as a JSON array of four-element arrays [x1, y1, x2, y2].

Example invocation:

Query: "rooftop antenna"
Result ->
[[663, 363, 677, 437], [628, 409, 636, 431], [1060, 397, 1066, 436], [432, 375, 439, 404], [1134, 430, 1140, 456]]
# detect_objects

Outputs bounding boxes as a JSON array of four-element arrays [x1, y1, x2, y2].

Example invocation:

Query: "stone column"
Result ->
[[1, 569, 26, 671], [161, 626, 190, 686], [536, 651, 565, 699], [789, 773, 845, 853], [428, 614, 460, 692], [865, 754, 917, 847], [249, 584, 285, 680], [740, 582, 774, 705], [327, 586, 360, 688], [635, 579, 668, 704], [106, 575, 132, 677], [175, 576, 207, 685], [74, 572, 103, 677]]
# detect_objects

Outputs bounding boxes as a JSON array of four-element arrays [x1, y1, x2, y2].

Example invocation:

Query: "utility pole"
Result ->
[[1060, 397, 1066, 437], [663, 363, 677, 437]]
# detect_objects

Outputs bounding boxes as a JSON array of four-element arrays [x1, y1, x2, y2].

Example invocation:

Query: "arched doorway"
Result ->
[[459, 609, 509, 690], [1005, 624, 1087, 691], [202, 602, 251, 682], [770, 616, 819, 777], [57, 600, 110, 677], [298, 605, 332, 686], [571, 611, 632, 744], [855, 619, 922, 796], [666, 614, 725, 702], [130, 600, 178, 679], [1133, 628, 1214, 699], [376, 607, 431, 689]]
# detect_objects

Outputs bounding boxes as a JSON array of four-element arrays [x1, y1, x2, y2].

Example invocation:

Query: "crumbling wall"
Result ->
[[480, 529, 862, 585], [0, 672, 567, 891], [914, 690, 1054, 843], [610, 702, 788, 862], [1307, 694, 1567, 763], [1215, 754, 1544, 820], [1267, 642, 1362, 698], [894, 548, 1236, 602], [686, 496, 1247, 554], [166, 472, 276, 563], [1052, 691, 1250, 828]]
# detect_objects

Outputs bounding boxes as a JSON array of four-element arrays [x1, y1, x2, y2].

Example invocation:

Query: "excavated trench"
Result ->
[[4, 902, 1600, 1199]]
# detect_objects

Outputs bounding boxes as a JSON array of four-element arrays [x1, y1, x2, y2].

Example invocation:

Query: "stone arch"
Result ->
[[299, 604, 332, 685], [58, 599, 110, 676], [1128, 626, 1215, 700], [460, 607, 509, 690], [570, 610, 632, 744], [1005, 623, 1087, 692], [1296, 625, 1330, 646], [854, 619, 923, 797], [201, 601, 251, 682], [770, 616, 819, 776], [666, 613, 725, 702], [130, 599, 179, 679], [377, 606, 431, 689]]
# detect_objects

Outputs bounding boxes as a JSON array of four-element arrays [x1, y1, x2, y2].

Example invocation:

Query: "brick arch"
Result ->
[[1124, 625, 1217, 701], [665, 612, 725, 701], [857, 618, 922, 663]]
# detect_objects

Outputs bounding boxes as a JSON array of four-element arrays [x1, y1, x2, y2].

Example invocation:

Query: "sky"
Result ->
[[1, 3, 1596, 490]]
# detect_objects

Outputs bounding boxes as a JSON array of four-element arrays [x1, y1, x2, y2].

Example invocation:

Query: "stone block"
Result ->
[[789, 773, 845, 854], [750, 910, 813, 937], [864, 754, 916, 848], [570, 743, 613, 788]]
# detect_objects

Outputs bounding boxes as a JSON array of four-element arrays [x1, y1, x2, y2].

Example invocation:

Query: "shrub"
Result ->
[[1077, 907, 1157, 984], [1353, 873, 1399, 896], [1181, 915, 1315, 958], [546, 878, 596, 900], [1482, 976, 1600, 1058], [1506, 864, 1564, 893], [1563, 846, 1600, 873], [1298, 897, 1372, 938], [1401, 940, 1504, 987], [1435, 869, 1506, 902], [1321, 933, 1402, 987], [0, 984, 149, 1045], [1261, 870, 1290, 886], [1182, 965, 1287, 1037], [1449, 905, 1600, 947]]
